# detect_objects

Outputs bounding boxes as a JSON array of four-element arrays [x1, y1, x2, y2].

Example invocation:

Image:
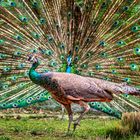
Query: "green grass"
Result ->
[[0, 117, 139, 140]]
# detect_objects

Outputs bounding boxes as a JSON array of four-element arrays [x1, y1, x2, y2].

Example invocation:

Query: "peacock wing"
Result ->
[[52, 73, 113, 101]]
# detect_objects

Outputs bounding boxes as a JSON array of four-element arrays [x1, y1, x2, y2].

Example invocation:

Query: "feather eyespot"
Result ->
[[36, 96, 40, 100], [13, 104, 18, 108], [48, 96, 51, 99], [2, 104, 6, 107]]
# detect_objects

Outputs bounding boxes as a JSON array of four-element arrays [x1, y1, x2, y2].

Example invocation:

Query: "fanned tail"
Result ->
[[0, 0, 140, 119], [121, 85, 140, 96], [103, 81, 140, 96]]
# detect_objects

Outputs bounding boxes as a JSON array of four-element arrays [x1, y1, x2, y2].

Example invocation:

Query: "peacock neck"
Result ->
[[29, 62, 42, 85], [30, 62, 39, 70], [66, 66, 71, 73], [66, 55, 72, 73]]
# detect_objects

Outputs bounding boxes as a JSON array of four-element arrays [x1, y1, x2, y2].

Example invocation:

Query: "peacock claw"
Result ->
[[73, 122, 80, 132]]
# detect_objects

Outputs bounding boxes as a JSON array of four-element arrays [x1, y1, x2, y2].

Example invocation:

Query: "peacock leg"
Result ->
[[64, 104, 73, 133], [61, 105, 65, 120], [73, 101, 90, 132]]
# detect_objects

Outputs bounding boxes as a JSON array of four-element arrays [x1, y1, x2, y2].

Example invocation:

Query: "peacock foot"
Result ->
[[73, 121, 80, 132]]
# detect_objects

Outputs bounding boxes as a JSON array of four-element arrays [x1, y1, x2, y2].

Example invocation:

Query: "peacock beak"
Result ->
[[28, 56, 32, 61], [67, 57, 72, 66], [67, 61, 71, 66], [27, 54, 34, 62]]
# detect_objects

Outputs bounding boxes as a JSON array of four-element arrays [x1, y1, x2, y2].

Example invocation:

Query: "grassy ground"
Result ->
[[0, 117, 139, 140]]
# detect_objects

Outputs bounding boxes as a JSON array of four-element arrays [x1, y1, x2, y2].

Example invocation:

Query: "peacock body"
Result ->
[[0, 0, 140, 132]]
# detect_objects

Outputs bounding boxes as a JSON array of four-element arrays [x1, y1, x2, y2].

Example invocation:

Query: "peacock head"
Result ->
[[28, 53, 40, 69], [28, 53, 38, 63], [67, 50, 72, 66]]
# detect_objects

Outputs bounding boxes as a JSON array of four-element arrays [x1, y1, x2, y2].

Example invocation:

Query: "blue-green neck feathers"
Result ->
[[29, 60, 54, 88], [29, 61, 42, 84], [66, 55, 72, 73], [30, 61, 39, 70]]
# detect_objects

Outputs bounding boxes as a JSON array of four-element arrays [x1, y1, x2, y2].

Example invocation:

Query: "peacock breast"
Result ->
[[40, 73, 59, 92]]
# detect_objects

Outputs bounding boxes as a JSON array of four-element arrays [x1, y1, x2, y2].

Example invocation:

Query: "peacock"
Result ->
[[0, 0, 140, 133]]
